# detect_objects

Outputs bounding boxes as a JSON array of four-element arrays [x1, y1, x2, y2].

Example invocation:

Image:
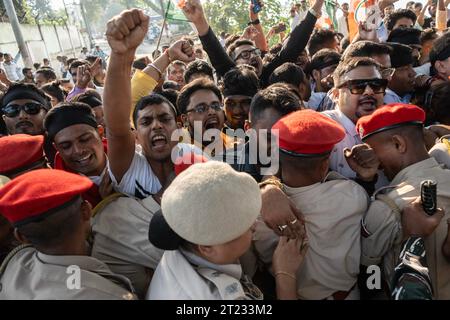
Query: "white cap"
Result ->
[[161, 161, 261, 246]]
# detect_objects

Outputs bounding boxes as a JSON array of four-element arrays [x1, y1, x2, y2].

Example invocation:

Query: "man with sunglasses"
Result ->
[[384, 43, 416, 104], [1, 83, 51, 136], [322, 57, 388, 187]]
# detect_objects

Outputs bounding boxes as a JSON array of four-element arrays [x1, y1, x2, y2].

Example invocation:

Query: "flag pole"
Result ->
[[156, 0, 172, 52]]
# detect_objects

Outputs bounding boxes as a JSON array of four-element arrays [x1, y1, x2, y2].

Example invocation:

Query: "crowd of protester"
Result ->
[[0, 0, 450, 300]]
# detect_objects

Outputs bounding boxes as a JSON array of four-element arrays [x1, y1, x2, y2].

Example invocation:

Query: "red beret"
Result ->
[[174, 152, 208, 176], [0, 169, 93, 226], [0, 134, 45, 174], [356, 103, 426, 140], [272, 110, 345, 156]]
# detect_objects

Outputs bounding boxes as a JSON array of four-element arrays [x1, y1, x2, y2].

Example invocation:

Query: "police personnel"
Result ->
[[254, 110, 368, 300], [357, 103, 450, 300], [0, 169, 136, 299]]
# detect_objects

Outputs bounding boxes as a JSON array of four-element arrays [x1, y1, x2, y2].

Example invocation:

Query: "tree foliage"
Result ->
[[203, 0, 287, 35]]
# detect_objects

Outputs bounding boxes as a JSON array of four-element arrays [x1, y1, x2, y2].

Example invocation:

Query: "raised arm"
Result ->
[[249, 1, 269, 53], [182, 0, 236, 77], [260, 0, 324, 86], [104, 9, 149, 183], [131, 40, 195, 117], [417, 0, 432, 26]]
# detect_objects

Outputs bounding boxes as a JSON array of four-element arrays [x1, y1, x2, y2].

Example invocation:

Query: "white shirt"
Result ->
[[3, 61, 21, 81], [322, 108, 389, 188], [108, 143, 202, 199], [322, 109, 361, 179], [337, 15, 349, 37], [307, 91, 327, 111], [384, 88, 412, 104], [414, 63, 431, 76]]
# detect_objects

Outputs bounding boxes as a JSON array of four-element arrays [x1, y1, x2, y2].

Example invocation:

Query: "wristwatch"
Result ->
[[247, 19, 260, 26]]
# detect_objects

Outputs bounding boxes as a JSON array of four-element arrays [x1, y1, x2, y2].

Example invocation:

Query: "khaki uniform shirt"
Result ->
[[0, 246, 136, 300], [253, 172, 368, 299], [91, 194, 164, 298], [361, 158, 450, 299]]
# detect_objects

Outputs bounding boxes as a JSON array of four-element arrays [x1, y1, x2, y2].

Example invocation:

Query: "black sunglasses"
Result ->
[[337, 78, 388, 94], [2, 102, 45, 118]]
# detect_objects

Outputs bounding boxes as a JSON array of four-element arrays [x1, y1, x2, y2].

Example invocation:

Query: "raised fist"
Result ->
[[106, 9, 149, 55]]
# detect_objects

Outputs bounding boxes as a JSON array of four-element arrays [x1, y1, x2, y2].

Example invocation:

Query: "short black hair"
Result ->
[[343, 41, 392, 61], [69, 59, 89, 72], [168, 60, 187, 73], [427, 82, 450, 124], [333, 57, 381, 87], [22, 67, 32, 76], [307, 29, 338, 56], [269, 62, 306, 88], [429, 32, 450, 67], [249, 84, 302, 122], [305, 49, 342, 75], [133, 57, 148, 70], [154, 88, 179, 114], [420, 28, 438, 46], [177, 78, 222, 115], [36, 68, 57, 81], [41, 81, 66, 103], [184, 60, 214, 84], [85, 55, 99, 65], [388, 42, 414, 68], [225, 34, 241, 48], [222, 65, 259, 98], [227, 39, 255, 60], [16, 196, 83, 247], [162, 80, 181, 91], [386, 26, 421, 46], [133, 93, 178, 128], [385, 9, 417, 31], [70, 89, 102, 108], [414, 2, 423, 9]]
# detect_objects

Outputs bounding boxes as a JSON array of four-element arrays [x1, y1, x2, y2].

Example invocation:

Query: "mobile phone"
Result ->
[[251, 0, 262, 14], [421, 180, 437, 216]]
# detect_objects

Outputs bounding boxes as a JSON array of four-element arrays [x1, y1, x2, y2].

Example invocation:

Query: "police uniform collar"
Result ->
[[390, 157, 440, 187], [180, 248, 243, 280]]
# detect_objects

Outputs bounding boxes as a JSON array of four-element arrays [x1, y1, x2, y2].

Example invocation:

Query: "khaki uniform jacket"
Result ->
[[0, 246, 136, 300], [253, 172, 368, 300], [361, 158, 450, 299], [91, 194, 164, 298]]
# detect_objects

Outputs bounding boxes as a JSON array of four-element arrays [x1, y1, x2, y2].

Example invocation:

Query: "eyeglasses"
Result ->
[[337, 78, 388, 94], [234, 48, 261, 61], [381, 67, 396, 79], [2, 102, 45, 118], [186, 102, 223, 114]]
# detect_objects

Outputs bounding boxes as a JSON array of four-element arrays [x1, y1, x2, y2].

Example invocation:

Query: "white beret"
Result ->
[[161, 161, 261, 246]]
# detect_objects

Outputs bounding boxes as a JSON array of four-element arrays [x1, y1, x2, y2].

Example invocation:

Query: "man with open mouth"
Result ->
[[177, 77, 234, 158], [44, 102, 108, 207]]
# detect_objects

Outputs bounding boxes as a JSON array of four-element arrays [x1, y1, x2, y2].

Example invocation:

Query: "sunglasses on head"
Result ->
[[2, 102, 45, 118], [337, 78, 388, 94]]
